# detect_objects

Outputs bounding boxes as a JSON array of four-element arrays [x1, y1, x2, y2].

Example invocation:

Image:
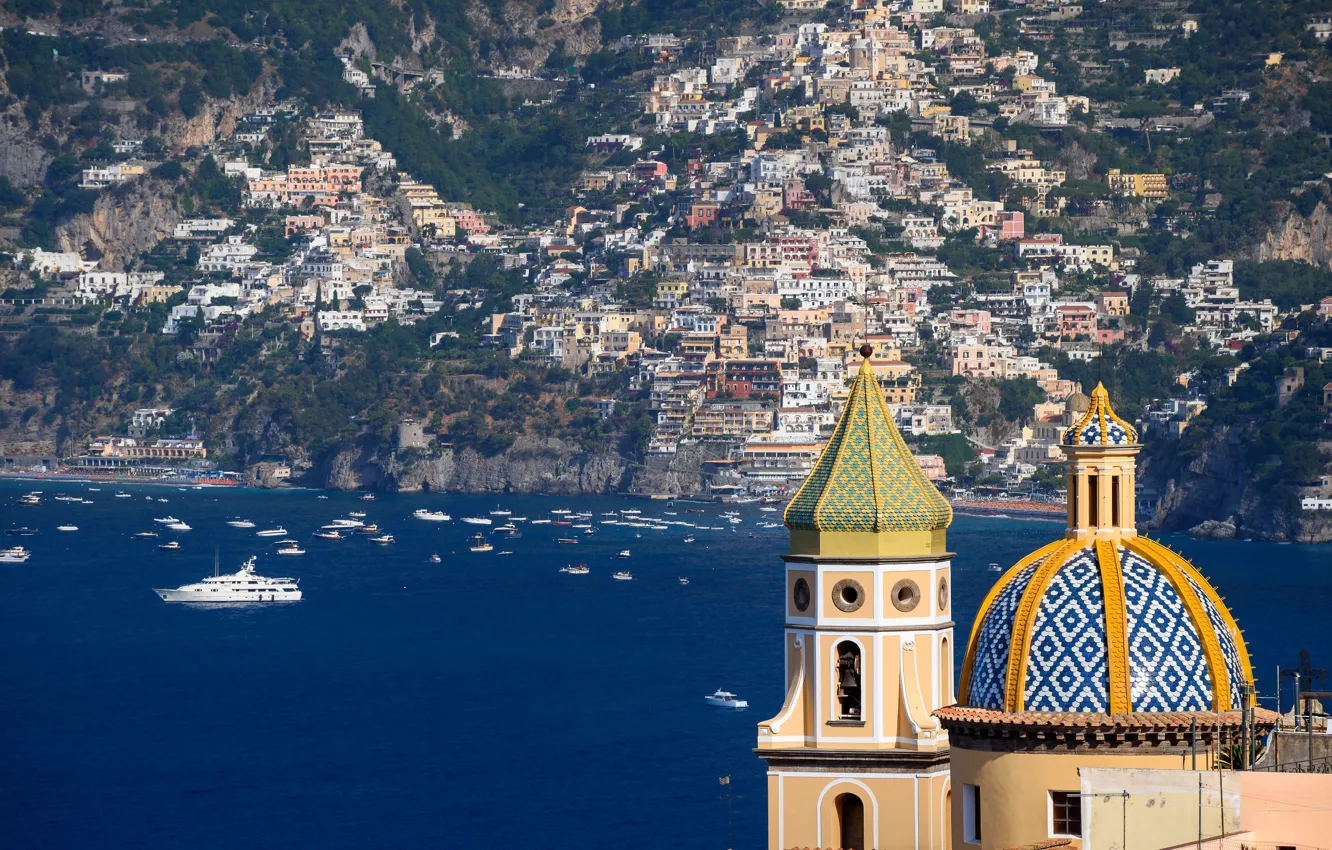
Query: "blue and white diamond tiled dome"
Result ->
[[1063, 381, 1139, 447], [958, 537, 1251, 714]]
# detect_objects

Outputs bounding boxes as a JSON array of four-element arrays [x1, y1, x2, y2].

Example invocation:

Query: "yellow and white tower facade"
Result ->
[[758, 345, 955, 850]]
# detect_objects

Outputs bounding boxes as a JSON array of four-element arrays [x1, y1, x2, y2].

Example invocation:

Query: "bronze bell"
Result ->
[[839, 667, 858, 694]]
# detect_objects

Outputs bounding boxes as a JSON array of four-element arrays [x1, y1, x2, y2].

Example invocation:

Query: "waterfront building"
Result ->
[[758, 344, 955, 850]]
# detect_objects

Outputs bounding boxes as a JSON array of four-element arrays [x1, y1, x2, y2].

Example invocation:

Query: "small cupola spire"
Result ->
[[1061, 383, 1139, 541]]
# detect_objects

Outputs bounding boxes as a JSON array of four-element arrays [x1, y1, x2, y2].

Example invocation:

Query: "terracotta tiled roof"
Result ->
[[934, 705, 1278, 728]]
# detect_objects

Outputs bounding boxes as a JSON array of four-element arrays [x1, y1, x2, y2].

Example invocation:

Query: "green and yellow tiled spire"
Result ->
[[784, 344, 952, 558]]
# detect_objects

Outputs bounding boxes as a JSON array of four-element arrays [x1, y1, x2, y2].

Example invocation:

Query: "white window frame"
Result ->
[[962, 783, 981, 844], [1047, 789, 1082, 839]]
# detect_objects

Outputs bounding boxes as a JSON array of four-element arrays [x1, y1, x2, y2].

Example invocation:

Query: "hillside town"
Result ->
[[4, 1, 1332, 528]]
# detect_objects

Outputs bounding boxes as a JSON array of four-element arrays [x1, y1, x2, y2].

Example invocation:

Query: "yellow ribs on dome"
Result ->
[[1067, 381, 1139, 446], [784, 354, 952, 557]]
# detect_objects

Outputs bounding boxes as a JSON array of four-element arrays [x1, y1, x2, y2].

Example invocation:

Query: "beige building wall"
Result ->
[[950, 747, 1215, 850], [767, 770, 951, 850]]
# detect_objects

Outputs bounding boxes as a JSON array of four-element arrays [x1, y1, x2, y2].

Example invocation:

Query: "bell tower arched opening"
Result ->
[[836, 792, 865, 850], [835, 641, 862, 720]]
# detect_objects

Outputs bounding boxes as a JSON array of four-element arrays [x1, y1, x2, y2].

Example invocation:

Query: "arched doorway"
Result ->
[[836, 792, 865, 850]]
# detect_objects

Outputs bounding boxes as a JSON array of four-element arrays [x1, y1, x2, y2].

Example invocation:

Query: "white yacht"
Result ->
[[1, 546, 32, 563], [325, 518, 365, 529], [154, 556, 301, 603], [19, 493, 41, 506], [57, 525, 78, 532], [460, 517, 492, 526], [277, 544, 305, 556], [153, 516, 181, 525], [617, 550, 631, 559], [115, 491, 132, 498], [413, 509, 451, 522], [166, 521, 192, 532], [704, 690, 748, 709], [612, 570, 633, 581], [226, 519, 256, 528], [255, 527, 288, 537]]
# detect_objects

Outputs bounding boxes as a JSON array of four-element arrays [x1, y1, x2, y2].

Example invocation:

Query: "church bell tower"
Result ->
[[757, 345, 954, 850]]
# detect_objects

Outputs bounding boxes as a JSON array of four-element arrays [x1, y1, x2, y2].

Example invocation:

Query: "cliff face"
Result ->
[[55, 179, 181, 268], [1141, 426, 1332, 543], [1252, 201, 1332, 269], [319, 436, 630, 495]]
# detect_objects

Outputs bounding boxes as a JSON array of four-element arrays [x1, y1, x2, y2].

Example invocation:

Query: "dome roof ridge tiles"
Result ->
[[1063, 381, 1139, 447], [957, 536, 1252, 715], [783, 349, 952, 535]]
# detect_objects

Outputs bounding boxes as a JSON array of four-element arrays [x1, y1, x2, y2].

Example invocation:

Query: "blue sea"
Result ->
[[2, 482, 1328, 849]]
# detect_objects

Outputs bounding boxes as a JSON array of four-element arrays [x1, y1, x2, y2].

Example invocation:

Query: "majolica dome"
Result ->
[[784, 345, 951, 557], [1064, 382, 1138, 447], [959, 531, 1251, 715]]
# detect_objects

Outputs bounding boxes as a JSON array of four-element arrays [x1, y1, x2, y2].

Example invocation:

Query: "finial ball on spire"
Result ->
[[859, 343, 873, 359]]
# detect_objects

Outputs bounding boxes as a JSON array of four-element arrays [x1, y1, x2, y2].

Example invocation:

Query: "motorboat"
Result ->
[[612, 571, 633, 581], [226, 519, 256, 528], [704, 690, 748, 709], [496, 523, 519, 536], [679, 577, 689, 586], [277, 544, 305, 555], [369, 534, 395, 545], [581, 527, 596, 536], [0, 546, 32, 563], [488, 508, 512, 517], [497, 550, 513, 556], [560, 564, 589, 575], [359, 493, 376, 501], [19, 493, 40, 506], [57, 525, 78, 532], [413, 509, 451, 522], [355, 524, 381, 535], [461, 517, 492, 526], [153, 555, 301, 603], [429, 553, 442, 564], [468, 533, 493, 553], [255, 527, 288, 537], [617, 550, 631, 559], [557, 537, 579, 544], [167, 522, 192, 532], [6, 527, 37, 536], [313, 530, 343, 540], [326, 518, 365, 528], [153, 516, 181, 525], [135, 531, 158, 538], [988, 562, 1001, 572], [115, 491, 131, 498], [54, 495, 81, 502], [683, 535, 696, 544], [158, 541, 181, 551], [348, 511, 367, 518], [529, 519, 551, 525]]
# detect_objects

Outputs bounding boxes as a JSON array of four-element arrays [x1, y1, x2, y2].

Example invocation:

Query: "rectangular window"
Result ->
[[962, 784, 981, 844], [1050, 791, 1081, 837]]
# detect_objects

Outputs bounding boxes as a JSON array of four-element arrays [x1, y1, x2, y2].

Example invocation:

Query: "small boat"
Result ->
[[687, 508, 705, 514], [461, 517, 492, 526], [760, 506, 777, 512], [226, 519, 256, 528], [617, 550, 631, 559], [529, 519, 552, 525], [497, 550, 513, 556], [6, 527, 37, 536], [313, 530, 343, 540], [356, 524, 381, 535], [57, 525, 78, 532], [115, 491, 131, 498], [683, 536, 696, 544], [488, 508, 511, 517], [496, 523, 519, 536], [153, 516, 181, 525], [54, 495, 81, 502], [87, 488, 100, 492], [369, 534, 395, 545], [316, 495, 329, 500], [158, 541, 181, 551], [413, 509, 451, 522], [612, 570, 633, 581], [704, 689, 748, 709], [256, 527, 288, 537], [429, 553, 442, 564], [348, 511, 367, 518], [359, 493, 376, 501], [157, 498, 169, 503], [988, 562, 1001, 572], [167, 522, 192, 532], [1, 546, 33, 562], [277, 544, 305, 555], [553, 520, 572, 527], [327, 519, 364, 528], [468, 533, 493, 553], [19, 493, 40, 506], [135, 531, 158, 538], [582, 527, 596, 536], [679, 577, 689, 585], [561, 564, 589, 575], [557, 537, 579, 544]]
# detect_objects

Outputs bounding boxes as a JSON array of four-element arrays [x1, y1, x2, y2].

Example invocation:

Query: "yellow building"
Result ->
[[1106, 168, 1168, 199], [758, 344, 955, 850], [936, 383, 1275, 849]]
